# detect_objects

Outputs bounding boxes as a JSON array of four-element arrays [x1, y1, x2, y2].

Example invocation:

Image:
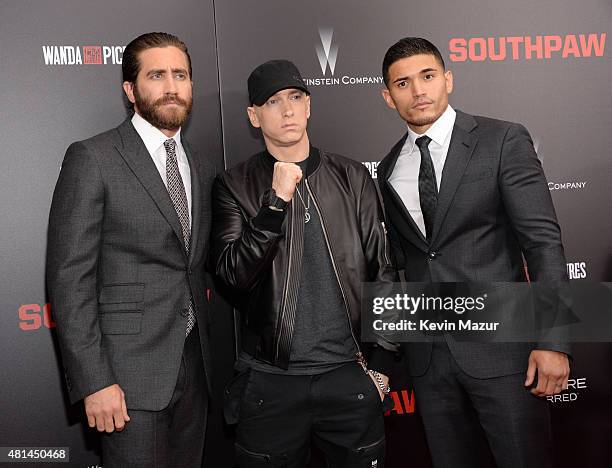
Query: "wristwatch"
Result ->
[[262, 188, 288, 211]]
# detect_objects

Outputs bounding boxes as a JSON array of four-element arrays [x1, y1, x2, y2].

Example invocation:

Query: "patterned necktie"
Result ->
[[416, 135, 438, 242], [164, 138, 195, 336]]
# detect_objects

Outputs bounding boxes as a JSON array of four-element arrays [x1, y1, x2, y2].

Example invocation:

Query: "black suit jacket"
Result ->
[[46, 117, 215, 410], [378, 109, 569, 378]]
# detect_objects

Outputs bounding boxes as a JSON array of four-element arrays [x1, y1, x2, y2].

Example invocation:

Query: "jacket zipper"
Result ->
[[381, 221, 391, 266], [305, 179, 365, 367], [357, 435, 386, 452], [235, 443, 272, 462], [275, 198, 294, 361]]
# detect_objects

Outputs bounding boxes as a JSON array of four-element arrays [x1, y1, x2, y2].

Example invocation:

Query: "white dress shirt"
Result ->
[[389, 105, 456, 236], [131, 112, 192, 229]]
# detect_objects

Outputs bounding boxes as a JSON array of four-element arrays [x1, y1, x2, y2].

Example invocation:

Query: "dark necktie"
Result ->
[[164, 138, 195, 336], [416, 135, 438, 242]]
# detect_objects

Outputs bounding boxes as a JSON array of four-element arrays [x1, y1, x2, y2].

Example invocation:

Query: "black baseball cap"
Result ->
[[248, 59, 310, 106]]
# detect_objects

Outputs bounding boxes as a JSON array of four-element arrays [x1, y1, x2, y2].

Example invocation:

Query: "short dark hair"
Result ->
[[382, 37, 445, 86], [122, 32, 192, 84]]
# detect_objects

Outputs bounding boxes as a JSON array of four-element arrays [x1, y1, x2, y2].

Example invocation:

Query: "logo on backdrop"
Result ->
[[42, 45, 125, 65], [448, 33, 606, 62], [362, 161, 380, 179], [548, 180, 588, 191], [567, 261, 588, 280], [304, 27, 383, 87], [316, 27, 338, 76], [534, 137, 588, 191], [384, 387, 416, 416], [18, 303, 55, 331], [546, 377, 588, 403]]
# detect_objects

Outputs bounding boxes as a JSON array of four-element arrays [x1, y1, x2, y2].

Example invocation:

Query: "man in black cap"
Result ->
[[210, 59, 397, 467]]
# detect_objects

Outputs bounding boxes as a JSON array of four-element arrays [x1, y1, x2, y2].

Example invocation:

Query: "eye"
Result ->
[[397, 81, 407, 88], [151, 72, 162, 79], [266, 98, 277, 105], [290, 93, 302, 101], [175, 72, 187, 80], [424, 73, 434, 80]]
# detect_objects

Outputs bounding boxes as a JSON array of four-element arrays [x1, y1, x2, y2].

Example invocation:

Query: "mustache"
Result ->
[[413, 99, 433, 107], [154, 95, 188, 107]]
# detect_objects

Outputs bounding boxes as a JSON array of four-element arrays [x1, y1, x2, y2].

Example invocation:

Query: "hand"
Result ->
[[272, 162, 302, 201], [524, 350, 570, 397], [368, 371, 389, 402], [84, 383, 130, 433]]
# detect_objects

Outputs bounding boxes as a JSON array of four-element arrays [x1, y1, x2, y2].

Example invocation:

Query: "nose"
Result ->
[[164, 73, 178, 94], [411, 79, 425, 97], [281, 100, 294, 117]]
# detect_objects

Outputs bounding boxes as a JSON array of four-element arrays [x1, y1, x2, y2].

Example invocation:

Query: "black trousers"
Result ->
[[101, 323, 208, 468], [412, 340, 552, 468], [228, 361, 386, 468]]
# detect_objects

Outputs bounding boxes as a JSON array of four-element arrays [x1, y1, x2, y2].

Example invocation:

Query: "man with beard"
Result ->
[[376, 37, 570, 468], [46, 32, 214, 468]]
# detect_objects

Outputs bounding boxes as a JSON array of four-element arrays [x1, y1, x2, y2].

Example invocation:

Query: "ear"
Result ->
[[123, 81, 136, 105], [381, 88, 397, 110], [247, 106, 260, 128], [445, 70, 453, 95], [305, 95, 311, 119]]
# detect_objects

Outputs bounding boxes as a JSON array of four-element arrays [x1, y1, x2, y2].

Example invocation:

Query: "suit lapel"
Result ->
[[430, 111, 478, 244], [113, 118, 187, 257], [380, 133, 429, 252], [184, 140, 201, 266]]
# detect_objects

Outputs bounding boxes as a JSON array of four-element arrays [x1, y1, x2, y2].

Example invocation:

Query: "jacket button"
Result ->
[[428, 251, 437, 259]]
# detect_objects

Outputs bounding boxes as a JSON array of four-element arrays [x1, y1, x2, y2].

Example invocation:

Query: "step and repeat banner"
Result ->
[[1, 0, 611, 467]]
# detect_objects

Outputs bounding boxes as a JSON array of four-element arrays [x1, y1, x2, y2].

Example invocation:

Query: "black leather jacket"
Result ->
[[210, 148, 397, 373]]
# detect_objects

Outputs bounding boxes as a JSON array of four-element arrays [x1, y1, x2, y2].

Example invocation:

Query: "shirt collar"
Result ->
[[131, 111, 182, 157], [406, 104, 456, 150]]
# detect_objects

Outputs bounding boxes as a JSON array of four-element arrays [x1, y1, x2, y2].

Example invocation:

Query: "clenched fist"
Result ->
[[272, 162, 303, 202]]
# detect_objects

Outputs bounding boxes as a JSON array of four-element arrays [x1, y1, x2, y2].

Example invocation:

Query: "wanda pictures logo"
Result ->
[[42, 44, 125, 65]]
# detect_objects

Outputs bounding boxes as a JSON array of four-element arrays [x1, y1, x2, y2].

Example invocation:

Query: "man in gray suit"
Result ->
[[377, 37, 570, 468], [46, 32, 214, 468]]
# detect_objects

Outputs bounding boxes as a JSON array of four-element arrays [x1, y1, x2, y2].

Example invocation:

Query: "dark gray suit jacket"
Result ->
[[378, 109, 569, 378], [46, 117, 215, 410]]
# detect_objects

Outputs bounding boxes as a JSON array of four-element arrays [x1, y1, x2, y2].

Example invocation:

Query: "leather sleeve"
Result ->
[[357, 167, 401, 364], [209, 175, 286, 292]]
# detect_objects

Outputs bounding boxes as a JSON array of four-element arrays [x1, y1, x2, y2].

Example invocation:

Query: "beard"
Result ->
[[405, 114, 440, 129], [404, 104, 445, 130], [134, 86, 192, 131]]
